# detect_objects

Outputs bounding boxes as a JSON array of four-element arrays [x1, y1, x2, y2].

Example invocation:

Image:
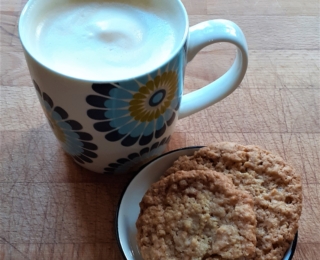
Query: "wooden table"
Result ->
[[0, 0, 319, 259]]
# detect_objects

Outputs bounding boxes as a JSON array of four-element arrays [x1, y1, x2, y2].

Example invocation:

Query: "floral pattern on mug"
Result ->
[[33, 80, 98, 164], [104, 136, 171, 174], [86, 58, 181, 147]]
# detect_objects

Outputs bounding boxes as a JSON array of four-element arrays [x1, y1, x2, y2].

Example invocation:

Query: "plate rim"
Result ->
[[287, 232, 298, 260], [115, 146, 204, 259]]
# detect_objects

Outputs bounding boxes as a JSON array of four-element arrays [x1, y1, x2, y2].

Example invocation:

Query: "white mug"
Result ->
[[19, 0, 248, 174]]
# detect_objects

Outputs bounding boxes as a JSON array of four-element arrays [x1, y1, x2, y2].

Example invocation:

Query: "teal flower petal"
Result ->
[[110, 116, 132, 128], [118, 120, 138, 135], [103, 137, 170, 174], [43, 101, 51, 112], [155, 115, 164, 131], [105, 109, 129, 119], [87, 49, 182, 147], [35, 83, 98, 164], [119, 80, 140, 92], [109, 88, 133, 99], [57, 121, 73, 130], [144, 121, 154, 136], [163, 109, 174, 121], [131, 122, 146, 138], [105, 99, 129, 109], [170, 96, 180, 111], [64, 131, 79, 139], [63, 141, 83, 155], [51, 111, 63, 121]]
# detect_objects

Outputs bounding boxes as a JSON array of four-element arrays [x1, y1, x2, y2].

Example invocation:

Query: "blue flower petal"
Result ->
[[119, 80, 140, 92], [151, 145, 165, 157], [43, 101, 52, 111], [105, 99, 129, 109], [109, 88, 133, 99], [163, 109, 174, 121], [64, 131, 79, 139], [114, 160, 135, 174], [110, 116, 132, 128], [64, 140, 79, 149], [118, 120, 138, 135], [57, 121, 73, 130], [65, 137, 83, 147], [170, 97, 179, 111], [170, 60, 178, 71], [130, 122, 146, 138], [51, 111, 63, 121], [105, 109, 130, 119], [63, 142, 83, 155], [143, 121, 154, 136], [64, 134, 78, 142], [155, 115, 164, 131]]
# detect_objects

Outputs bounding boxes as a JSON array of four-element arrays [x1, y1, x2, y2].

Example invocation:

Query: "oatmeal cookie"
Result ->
[[136, 170, 257, 260], [164, 142, 302, 260]]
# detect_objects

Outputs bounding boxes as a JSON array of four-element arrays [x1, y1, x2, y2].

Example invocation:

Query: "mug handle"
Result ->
[[178, 19, 249, 119]]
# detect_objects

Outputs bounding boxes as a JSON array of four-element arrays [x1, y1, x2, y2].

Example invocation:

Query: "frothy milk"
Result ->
[[26, 0, 182, 81]]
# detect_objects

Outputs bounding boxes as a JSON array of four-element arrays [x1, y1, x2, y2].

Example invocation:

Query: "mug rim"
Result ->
[[18, 0, 189, 83]]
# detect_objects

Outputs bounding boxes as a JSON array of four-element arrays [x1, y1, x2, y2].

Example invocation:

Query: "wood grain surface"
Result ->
[[0, 0, 319, 259]]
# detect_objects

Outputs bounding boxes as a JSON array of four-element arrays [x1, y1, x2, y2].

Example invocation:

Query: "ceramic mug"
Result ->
[[19, 0, 248, 174]]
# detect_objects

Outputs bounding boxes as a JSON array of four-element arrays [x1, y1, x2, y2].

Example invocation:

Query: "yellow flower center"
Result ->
[[129, 71, 178, 122]]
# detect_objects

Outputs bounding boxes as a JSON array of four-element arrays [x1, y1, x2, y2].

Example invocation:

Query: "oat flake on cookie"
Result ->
[[164, 142, 303, 260], [136, 169, 257, 260]]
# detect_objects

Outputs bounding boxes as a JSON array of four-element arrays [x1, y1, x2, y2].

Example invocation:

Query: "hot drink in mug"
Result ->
[[19, 0, 248, 174], [25, 0, 182, 81]]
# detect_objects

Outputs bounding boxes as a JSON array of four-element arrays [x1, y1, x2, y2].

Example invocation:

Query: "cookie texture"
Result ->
[[136, 170, 257, 260], [164, 142, 302, 260]]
